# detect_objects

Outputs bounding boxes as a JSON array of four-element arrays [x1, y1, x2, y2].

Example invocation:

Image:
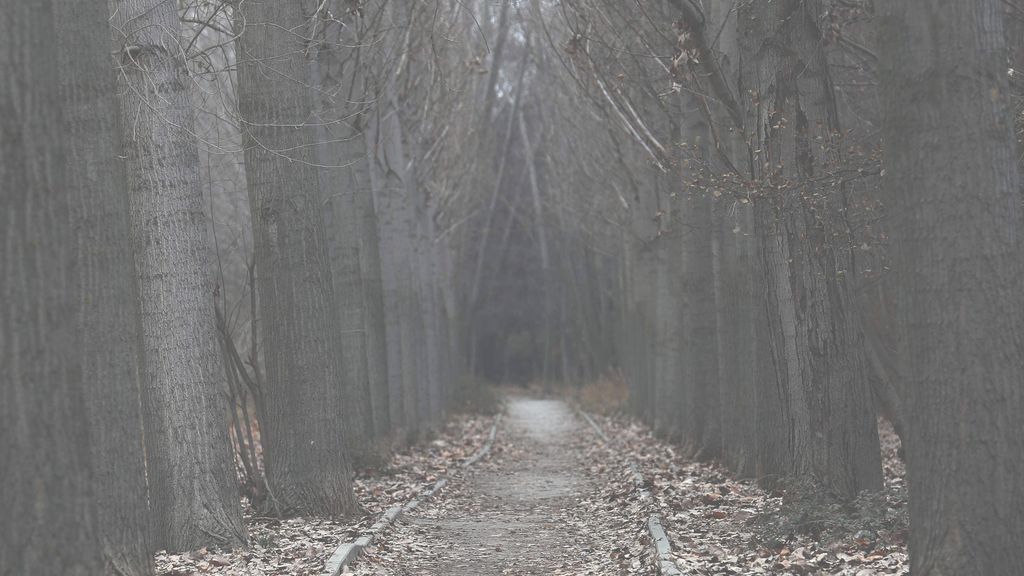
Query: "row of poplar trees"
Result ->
[[1, 1, 459, 575], [356, 3, 1021, 572], [542, 1, 1023, 574]]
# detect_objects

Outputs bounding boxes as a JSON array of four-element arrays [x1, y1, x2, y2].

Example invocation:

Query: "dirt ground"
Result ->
[[350, 396, 652, 576]]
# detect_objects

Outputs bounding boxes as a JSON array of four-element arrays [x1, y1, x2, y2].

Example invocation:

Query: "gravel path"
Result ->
[[351, 396, 651, 575]]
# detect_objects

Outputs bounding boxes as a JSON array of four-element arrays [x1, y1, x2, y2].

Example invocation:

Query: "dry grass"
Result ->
[[570, 370, 630, 415]]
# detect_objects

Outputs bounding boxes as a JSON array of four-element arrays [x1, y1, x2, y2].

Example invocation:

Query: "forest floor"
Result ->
[[350, 396, 654, 575], [353, 394, 909, 576], [585, 412, 910, 576], [156, 394, 909, 576], [155, 413, 499, 575]]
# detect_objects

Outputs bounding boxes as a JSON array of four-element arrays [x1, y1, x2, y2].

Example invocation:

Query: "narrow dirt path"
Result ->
[[352, 396, 652, 575]]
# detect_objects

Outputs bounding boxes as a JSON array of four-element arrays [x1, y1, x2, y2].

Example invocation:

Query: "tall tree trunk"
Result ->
[[652, 175, 684, 440], [311, 4, 380, 458], [546, 147, 578, 388], [519, 111, 554, 385], [705, 0, 759, 478], [481, 0, 512, 124], [712, 199, 753, 473], [733, 203, 762, 478], [751, 200, 794, 488], [367, 61, 423, 441], [109, 0, 245, 550], [234, 0, 359, 516], [395, 3, 445, 423], [680, 189, 721, 458], [628, 188, 660, 423], [416, 209, 447, 424], [712, 192, 761, 475], [1009, 2, 1024, 204], [739, 0, 882, 498], [0, 3, 103, 572], [315, 83, 373, 460], [331, 7, 392, 444], [678, 102, 721, 459], [409, 185, 440, 425], [356, 139, 393, 441], [365, 95, 408, 437], [58, 0, 153, 572], [397, 1, 445, 426], [437, 236, 464, 388], [880, 1, 1024, 572], [467, 55, 530, 351]]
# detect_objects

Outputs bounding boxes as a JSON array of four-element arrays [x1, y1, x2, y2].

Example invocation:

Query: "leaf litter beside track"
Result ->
[[586, 413, 909, 576], [155, 413, 498, 576]]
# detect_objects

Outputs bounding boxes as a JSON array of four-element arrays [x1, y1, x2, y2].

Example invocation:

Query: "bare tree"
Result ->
[[362, 0, 431, 439], [678, 95, 720, 459], [880, 0, 1024, 572], [395, 0, 448, 427], [234, 0, 359, 516], [311, 1, 377, 459], [0, 1, 103, 571], [58, 0, 153, 571], [109, 0, 245, 550], [737, 0, 882, 497]]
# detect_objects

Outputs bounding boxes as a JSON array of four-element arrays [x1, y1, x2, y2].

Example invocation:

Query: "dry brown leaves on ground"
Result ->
[[587, 413, 909, 576], [566, 426, 658, 575], [155, 413, 498, 576]]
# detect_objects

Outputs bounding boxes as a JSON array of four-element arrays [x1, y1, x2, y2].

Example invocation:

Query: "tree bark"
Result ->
[[397, 1, 445, 426], [57, 0, 153, 571], [311, 4, 381, 458], [367, 64, 422, 441], [408, 1, 448, 425], [109, 0, 245, 550], [704, 0, 758, 478], [678, 103, 721, 459], [365, 92, 410, 437], [0, 3, 103, 573], [626, 166, 661, 422], [712, 199, 760, 476], [234, 0, 359, 516], [356, 141, 393, 441], [880, 0, 1024, 572], [647, 167, 682, 437], [519, 111, 554, 385], [738, 0, 882, 498], [336, 8, 392, 444]]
